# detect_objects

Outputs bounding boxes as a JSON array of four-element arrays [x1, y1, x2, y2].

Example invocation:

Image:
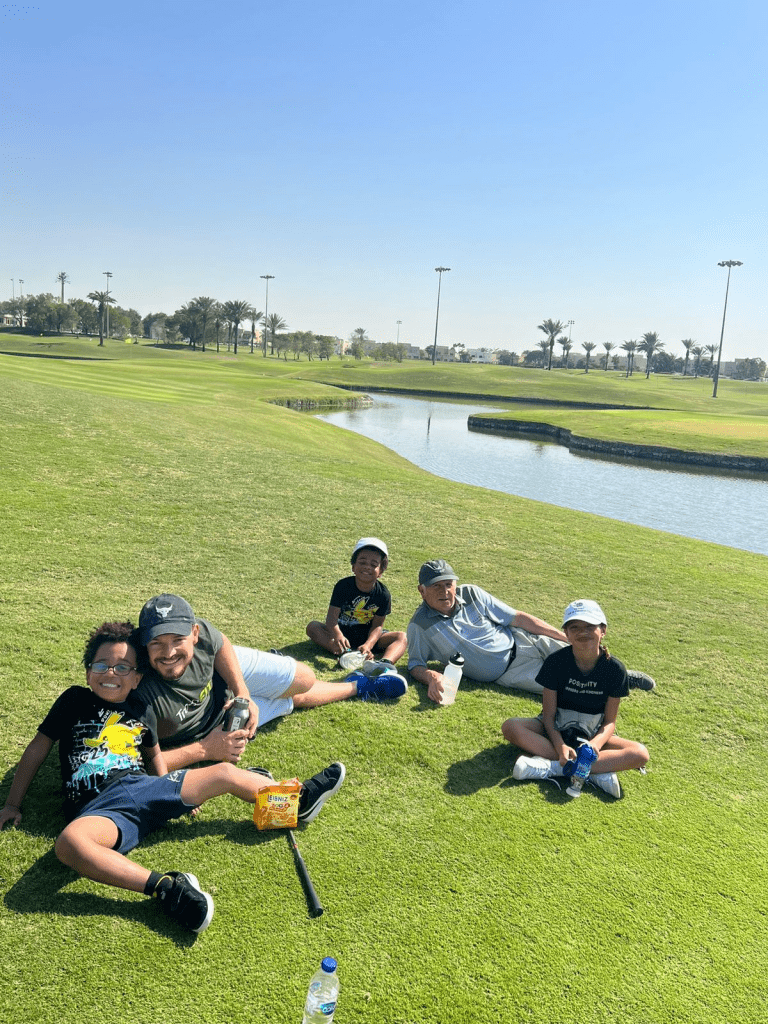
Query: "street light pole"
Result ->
[[712, 260, 743, 399], [103, 271, 112, 339], [432, 267, 450, 365], [396, 320, 402, 346], [261, 275, 274, 356], [566, 319, 574, 368]]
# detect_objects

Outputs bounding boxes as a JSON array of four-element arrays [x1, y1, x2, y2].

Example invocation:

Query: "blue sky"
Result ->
[[2, 0, 766, 359]]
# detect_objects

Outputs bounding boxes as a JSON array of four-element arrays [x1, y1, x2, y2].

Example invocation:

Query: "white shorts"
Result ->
[[233, 646, 295, 728]]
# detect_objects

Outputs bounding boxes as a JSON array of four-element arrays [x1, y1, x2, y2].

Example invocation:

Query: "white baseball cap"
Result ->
[[351, 537, 389, 560], [562, 599, 607, 627]]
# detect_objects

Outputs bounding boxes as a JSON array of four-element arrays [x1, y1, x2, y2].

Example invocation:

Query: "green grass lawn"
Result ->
[[0, 340, 766, 1024]]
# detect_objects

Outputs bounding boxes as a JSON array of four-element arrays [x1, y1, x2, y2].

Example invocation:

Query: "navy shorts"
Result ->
[[76, 770, 192, 854]]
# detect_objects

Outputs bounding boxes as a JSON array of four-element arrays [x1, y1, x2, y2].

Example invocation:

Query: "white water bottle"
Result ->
[[440, 653, 464, 705], [302, 957, 339, 1023]]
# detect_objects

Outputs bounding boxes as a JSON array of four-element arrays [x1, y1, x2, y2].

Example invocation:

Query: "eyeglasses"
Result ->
[[89, 662, 137, 676]]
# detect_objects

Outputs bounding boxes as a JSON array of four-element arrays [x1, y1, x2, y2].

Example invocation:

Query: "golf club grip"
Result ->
[[286, 829, 324, 917]]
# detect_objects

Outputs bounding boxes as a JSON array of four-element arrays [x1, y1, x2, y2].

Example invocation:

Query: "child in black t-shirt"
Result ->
[[501, 599, 649, 799], [306, 536, 407, 665], [0, 621, 345, 934]]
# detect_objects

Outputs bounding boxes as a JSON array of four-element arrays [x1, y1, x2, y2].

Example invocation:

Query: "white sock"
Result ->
[[548, 759, 565, 776]]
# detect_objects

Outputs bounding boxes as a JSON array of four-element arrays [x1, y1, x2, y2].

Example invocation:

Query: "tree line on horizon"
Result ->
[[2, 285, 764, 378]]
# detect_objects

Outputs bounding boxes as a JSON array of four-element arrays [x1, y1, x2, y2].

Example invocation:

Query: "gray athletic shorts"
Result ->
[[234, 645, 295, 727]]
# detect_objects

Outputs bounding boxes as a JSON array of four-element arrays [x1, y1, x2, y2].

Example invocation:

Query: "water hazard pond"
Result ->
[[318, 393, 768, 557]]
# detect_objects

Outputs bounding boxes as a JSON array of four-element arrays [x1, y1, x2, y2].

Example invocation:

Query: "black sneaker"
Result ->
[[297, 762, 346, 824], [153, 871, 214, 933], [627, 670, 655, 692], [247, 766, 275, 780]]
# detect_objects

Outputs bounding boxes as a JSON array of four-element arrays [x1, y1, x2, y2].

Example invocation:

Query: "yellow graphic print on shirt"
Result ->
[[84, 712, 143, 757]]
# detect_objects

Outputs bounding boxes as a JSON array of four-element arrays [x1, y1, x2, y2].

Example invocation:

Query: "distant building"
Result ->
[[465, 347, 497, 364]]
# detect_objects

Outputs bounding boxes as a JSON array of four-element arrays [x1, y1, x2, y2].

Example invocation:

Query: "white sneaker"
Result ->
[[338, 650, 366, 672], [588, 772, 622, 799], [512, 755, 555, 781]]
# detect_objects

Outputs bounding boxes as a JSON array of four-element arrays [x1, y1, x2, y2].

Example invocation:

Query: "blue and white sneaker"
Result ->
[[350, 671, 408, 701]]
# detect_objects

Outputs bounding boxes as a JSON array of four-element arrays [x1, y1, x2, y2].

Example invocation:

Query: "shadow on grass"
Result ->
[[3, 819, 286, 944], [445, 742, 571, 805]]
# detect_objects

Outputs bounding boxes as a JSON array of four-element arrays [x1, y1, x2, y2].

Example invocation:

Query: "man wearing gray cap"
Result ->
[[407, 560, 655, 703], [137, 593, 407, 770], [407, 560, 569, 703]]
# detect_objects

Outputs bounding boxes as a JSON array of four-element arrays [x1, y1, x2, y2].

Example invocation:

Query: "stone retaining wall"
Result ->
[[467, 415, 768, 474]]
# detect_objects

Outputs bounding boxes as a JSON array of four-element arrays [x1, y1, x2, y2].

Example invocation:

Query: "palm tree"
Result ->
[[621, 339, 637, 377], [582, 341, 596, 372], [248, 309, 264, 354], [705, 344, 718, 374], [264, 313, 287, 355], [692, 345, 704, 378], [537, 318, 566, 371], [681, 339, 695, 376], [213, 309, 225, 353], [603, 341, 615, 370], [221, 300, 253, 355], [639, 331, 664, 378], [559, 336, 571, 368], [537, 339, 550, 366], [56, 271, 69, 305], [188, 297, 217, 352], [87, 290, 116, 346]]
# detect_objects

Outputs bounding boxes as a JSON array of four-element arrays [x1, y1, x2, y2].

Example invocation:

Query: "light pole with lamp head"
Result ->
[[432, 267, 450, 365], [566, 319, 574, 368], [712, 261, 742, 398], [261, 275, 274, 356], [103, 272, 112, 339]]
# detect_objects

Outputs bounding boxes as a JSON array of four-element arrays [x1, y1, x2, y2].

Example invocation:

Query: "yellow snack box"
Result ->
[[252, 777, 302, 830]]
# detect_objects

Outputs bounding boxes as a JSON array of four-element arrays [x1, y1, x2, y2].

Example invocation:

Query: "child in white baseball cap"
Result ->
[[502, 599, 649, 799]]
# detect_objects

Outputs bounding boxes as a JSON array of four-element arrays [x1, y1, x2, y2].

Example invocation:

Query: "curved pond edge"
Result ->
[[468, 415, 768, 474], [322, 382, 655, 411]]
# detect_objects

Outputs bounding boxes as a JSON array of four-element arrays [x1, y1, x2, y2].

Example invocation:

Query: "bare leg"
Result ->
[[306, 621, 346, 657], [502, 717, 558, 758], [292, 680, 358, 708], [55, 817, 151, 892], [592, 737, 649, 773], [373, 631, 407, 664], [280, 660, 318, 699], [180, 762, 268, 805]]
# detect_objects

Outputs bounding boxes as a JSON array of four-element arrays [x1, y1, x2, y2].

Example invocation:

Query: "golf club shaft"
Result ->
[[286, 829, 323, 917]]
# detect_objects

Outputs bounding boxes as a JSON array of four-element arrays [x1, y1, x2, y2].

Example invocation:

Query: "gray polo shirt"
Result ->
[[407, 584, 519, 683]]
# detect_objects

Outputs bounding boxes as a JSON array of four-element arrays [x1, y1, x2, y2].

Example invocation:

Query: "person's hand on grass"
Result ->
[[0, 804, 22, 829]]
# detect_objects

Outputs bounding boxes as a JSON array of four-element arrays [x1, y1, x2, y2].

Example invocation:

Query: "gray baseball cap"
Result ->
[[419, 559, 458, 586], [139, 594, 196, 643]]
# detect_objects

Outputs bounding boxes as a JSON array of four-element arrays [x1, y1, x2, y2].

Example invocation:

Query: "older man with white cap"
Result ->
[[407, 560, 654, 703]]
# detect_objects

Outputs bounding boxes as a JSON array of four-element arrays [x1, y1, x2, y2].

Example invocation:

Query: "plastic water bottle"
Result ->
[[566, 743, 598, 797], [439, 653, 464, 706], [302, 957, 339, 1023]]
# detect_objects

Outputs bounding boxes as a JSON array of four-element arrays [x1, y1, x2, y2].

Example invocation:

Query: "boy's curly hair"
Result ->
[[82, 621, 148, 673]]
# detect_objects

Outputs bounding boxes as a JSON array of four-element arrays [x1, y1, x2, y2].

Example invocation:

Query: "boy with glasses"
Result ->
[[0, 621, 344, 934]]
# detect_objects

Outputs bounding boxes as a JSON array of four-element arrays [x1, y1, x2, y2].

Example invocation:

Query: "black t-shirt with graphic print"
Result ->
[[330, 576, 392, 647], [38, 686, 158, 820]]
